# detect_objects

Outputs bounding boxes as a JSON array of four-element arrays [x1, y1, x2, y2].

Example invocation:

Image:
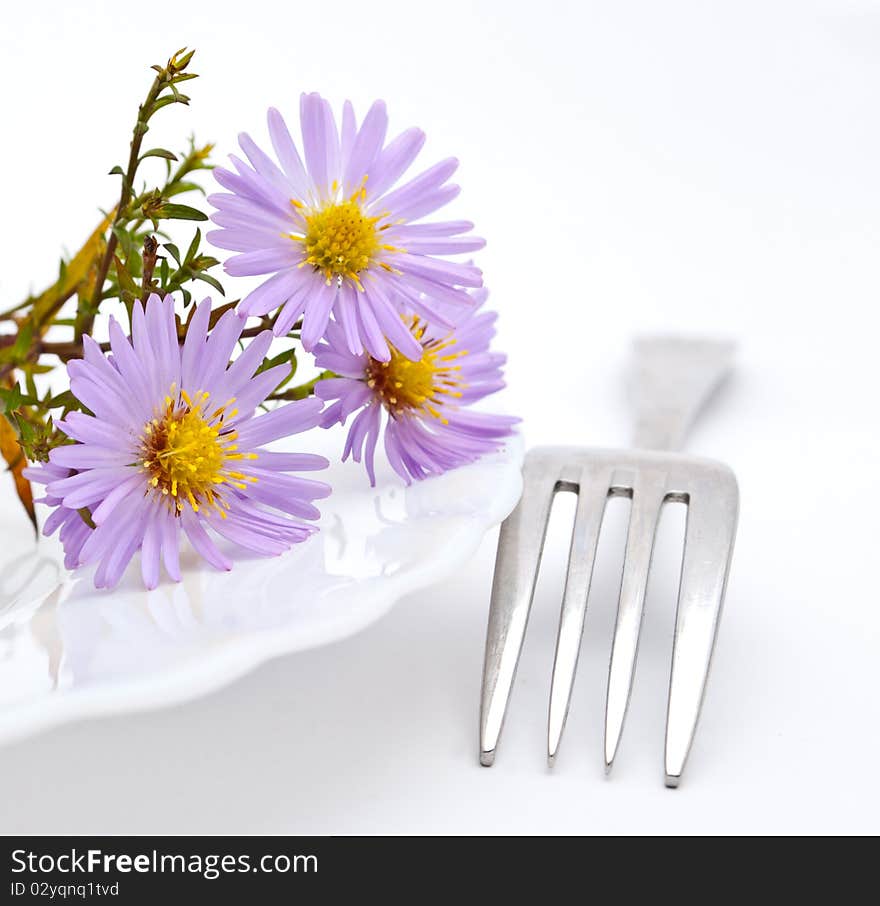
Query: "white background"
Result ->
[[1, 0, 879, 834]]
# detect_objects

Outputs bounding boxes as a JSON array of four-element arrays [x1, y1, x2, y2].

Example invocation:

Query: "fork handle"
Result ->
[[629, 336, 736, 451]]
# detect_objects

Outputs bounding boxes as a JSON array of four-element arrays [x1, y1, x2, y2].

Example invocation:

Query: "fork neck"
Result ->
[[629, 337, 735, 452]]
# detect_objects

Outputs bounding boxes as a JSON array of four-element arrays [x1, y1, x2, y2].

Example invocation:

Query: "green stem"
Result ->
[[75, 60, 192, 341], [76, 97, 155, 339], [268, 371, 335, 402]]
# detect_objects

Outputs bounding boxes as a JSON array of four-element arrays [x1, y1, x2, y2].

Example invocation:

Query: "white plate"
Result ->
[[0, 429, 523, 746]]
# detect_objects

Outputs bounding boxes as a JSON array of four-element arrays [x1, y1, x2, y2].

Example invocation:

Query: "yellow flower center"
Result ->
[[139, 387, 256, 515], [299, 199, 380, 286], [365, 318, 466, 423], [288, 184, 402, 290]]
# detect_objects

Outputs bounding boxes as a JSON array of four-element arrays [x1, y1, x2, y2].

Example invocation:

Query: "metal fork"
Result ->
[[479, 336, 739, 787]]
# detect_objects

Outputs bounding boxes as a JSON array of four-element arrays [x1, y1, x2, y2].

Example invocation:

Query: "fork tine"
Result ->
[[604, 475, 667, 771], [547, 470, 610, 764], [479, 451, 558, 766], [664, 473, 738, 787]]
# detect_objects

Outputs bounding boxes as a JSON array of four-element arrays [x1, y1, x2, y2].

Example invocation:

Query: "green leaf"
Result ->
[[163, 243, 182, 265], [108, 166, 132, 195], [269, 371, 335, 401], [258, 348, 297, 375], [111, 223, 132, 243], [126, 247, 144, 279], [140, 148, 178, 162], [191, 255, 220, 271], [114, 255, 141, 298], [194, 272, 225, 295], [10, 410, 35, 445], [0, 384, 26, 415], [150, 95, 180, 115], [12, 321, 33, 358], [113, 225, 136, 262], [161, 204, 208, 222], [47, 389, 79, 410], [275, 351, 298, 391], [165, 181, 205, 199], [185, 228, 201, 263]]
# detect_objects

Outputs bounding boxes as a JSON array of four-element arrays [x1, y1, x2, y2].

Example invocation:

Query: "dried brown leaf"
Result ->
[[0, 413, 36, 534]]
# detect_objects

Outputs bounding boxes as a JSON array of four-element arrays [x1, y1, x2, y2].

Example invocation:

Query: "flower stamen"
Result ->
[[139, 388, 256, 514], [365, 317, 467, 423], [289, 200, 381, 288]]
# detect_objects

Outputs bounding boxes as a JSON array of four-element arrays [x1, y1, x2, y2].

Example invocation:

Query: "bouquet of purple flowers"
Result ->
[[0, 49, 516, 590]]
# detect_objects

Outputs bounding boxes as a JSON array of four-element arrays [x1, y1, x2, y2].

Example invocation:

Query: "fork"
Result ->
[[479, 336, 739, 787]]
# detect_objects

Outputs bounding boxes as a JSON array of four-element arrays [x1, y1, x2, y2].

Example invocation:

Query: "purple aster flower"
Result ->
[[314, 289, 518, 485], [23, 461, 92, 571], [28, 294, 331, 590], [207, 93, 485, 362]]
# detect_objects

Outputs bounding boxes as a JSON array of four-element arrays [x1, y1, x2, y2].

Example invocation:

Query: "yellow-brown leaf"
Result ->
[[0, 413, 36, 534], [31, 210, 115, 331]]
